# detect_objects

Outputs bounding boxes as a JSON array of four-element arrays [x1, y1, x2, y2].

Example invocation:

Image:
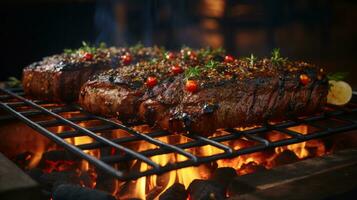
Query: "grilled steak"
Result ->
[[79, 49, 329, 136], [22, 44, 164, 102], [79, 48, 226, 121]]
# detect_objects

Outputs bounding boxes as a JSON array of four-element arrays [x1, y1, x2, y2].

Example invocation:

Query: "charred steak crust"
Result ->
[[22, 46, 164, 102], [79, 48, 226, 121], [79, 49, 328, 136]]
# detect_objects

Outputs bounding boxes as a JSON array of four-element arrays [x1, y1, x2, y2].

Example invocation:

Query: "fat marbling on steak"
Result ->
[[22, 43, 164, 102], [79, 49, 329, 136]]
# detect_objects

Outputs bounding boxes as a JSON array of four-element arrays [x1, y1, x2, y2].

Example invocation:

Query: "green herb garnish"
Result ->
[[245, 54, 257, 67], [63, 41, 107, 55], [271, 48, 287, 65], [205, 60, 219, 69], [6, 77, 21, 88], [185, 66, 201, 79], [327, 72, 348, 81], [129, 42, 144, 53]]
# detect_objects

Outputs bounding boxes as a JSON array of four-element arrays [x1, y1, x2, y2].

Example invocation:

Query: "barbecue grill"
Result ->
[[1, 86, 357, 181]]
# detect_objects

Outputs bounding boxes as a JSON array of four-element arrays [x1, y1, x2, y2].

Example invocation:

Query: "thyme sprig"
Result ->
[[185, 66, 201, 79], [327, 72, 348, 81], [271, 48, 287, 65]]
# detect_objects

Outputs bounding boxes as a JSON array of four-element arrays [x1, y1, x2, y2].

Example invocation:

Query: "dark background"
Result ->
[[0, 0, 356, 87]]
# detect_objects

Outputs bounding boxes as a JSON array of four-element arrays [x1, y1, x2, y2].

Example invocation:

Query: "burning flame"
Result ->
[[5, 110, 327, 200]]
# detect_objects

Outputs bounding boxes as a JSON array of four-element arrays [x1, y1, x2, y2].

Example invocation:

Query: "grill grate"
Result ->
[[1, 87, 357, 180]]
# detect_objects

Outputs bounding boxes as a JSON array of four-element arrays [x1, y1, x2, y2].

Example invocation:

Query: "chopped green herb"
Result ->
[[185, 66, 201, 79], [205, 60, 219, 69], [63, 41, 107, 55], [327, 72, 348, 81], [271, 48, 287, 65]]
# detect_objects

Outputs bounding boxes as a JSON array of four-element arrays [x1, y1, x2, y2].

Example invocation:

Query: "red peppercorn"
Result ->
[[121, 53, 132, 65], [187, 51, 197, 60], [186, 80, 198, 93], [146, 76, 158, 88], [165, 52, 175, 60], [300, 74, 310, 86], [83, 52, 93, 61], [224, 55, 234, 63], [171, 64, 183, 74]]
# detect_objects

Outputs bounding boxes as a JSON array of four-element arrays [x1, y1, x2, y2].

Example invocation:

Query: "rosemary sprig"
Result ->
[[185, 66, 201, 79], [327, 72, 348, 81], [271, 48, 287, 65]]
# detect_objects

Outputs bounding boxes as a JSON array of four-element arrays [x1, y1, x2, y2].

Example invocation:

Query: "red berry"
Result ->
[[224, 55, 234, 63], [146, 76, 158, 88], [171, 64, 183, 74], [300, 74, 310, 86], [83, 52, 93, 61], [165, 52, 175, 60], [186, 80, 198, 93], [121, 53, 132, 65]]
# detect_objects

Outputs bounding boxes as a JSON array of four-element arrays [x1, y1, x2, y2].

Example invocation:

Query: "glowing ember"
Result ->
[[1, 112, 329, 200]]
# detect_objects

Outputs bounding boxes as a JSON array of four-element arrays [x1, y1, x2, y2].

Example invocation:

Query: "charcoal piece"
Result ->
[[52, 184, 115, 200], [12, 151, 33, 168], [211, 167, 237, 190], [188, 179, 225, 200], [159, 183, 187, 200], [238, 162, 266, 175], [38, 150, 78, 167], [39, 171, 79, 191], [275, 150, 299, 165], [95, 171, 117, 193]]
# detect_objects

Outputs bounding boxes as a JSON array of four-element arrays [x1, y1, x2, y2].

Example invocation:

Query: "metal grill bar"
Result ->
[[1, 87, 357, 181]]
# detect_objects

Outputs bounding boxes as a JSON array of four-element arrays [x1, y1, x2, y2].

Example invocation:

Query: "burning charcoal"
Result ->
[[275, 150, 299, 165], [52, 184, 116, 200], [188, 179, 225, 200], [95, 168, 117, 193], [39, 171, 80, 191], [237, 162, 266, 175], [159, 183, 187, 200], [41, 150, 77, 162], [211, 167, 237, 190], [12, 151, 33, 168], [79, 171, 93, 188], [38, 150, 78, 168]]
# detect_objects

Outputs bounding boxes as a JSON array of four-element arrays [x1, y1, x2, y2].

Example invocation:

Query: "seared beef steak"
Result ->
[[79, 48, 328, 136], [22, 44, 164, 102], [140, 62, 328, 136], [79, 48, 226, 121]]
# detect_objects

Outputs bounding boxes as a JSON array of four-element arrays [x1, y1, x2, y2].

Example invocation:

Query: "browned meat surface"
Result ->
[[22, 45, 164, 102], [79, 49, 328, 136], [79, 48, 224, 122]]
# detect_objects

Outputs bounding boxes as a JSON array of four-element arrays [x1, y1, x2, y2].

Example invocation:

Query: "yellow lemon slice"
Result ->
[[327, 80, 352, 106]]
